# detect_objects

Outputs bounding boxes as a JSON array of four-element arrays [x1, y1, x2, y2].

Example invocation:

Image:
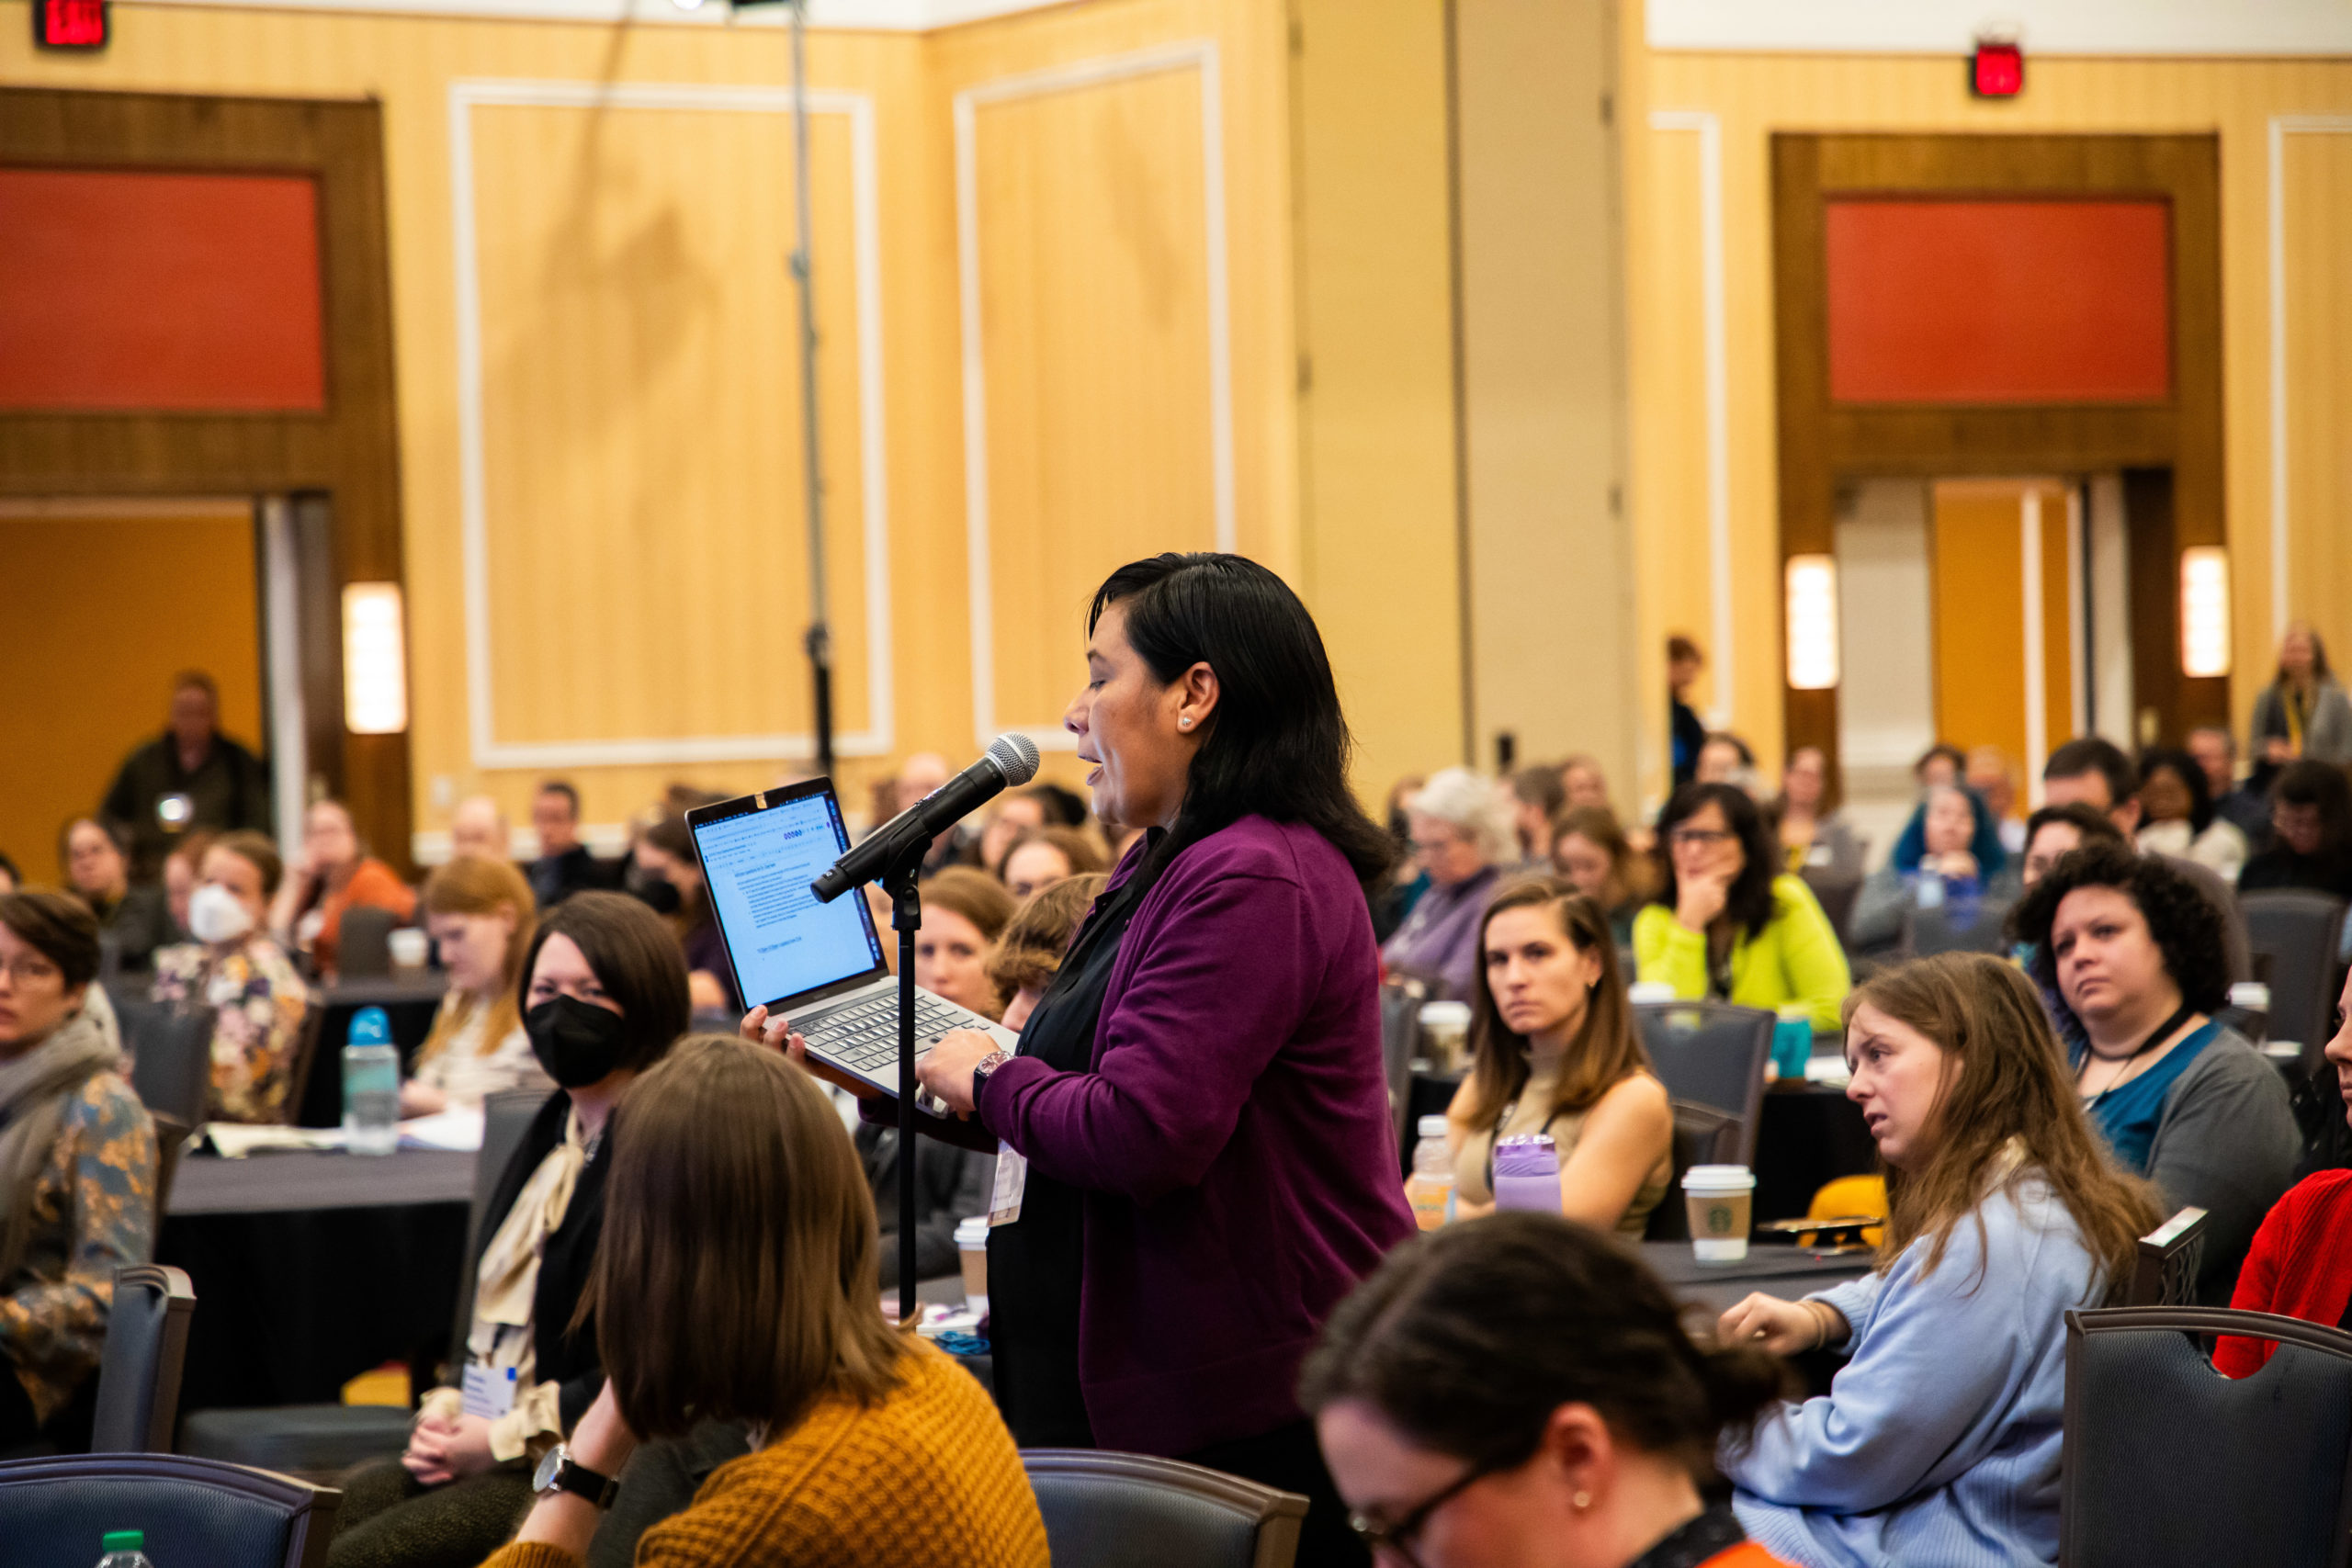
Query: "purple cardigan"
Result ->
[[977, 815, 1416, 1455]]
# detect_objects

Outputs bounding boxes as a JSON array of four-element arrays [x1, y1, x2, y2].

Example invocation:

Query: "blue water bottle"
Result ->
[[343, 1006, 400, 1157]]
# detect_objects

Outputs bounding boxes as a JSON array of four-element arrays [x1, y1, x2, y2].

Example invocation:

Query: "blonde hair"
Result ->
[[415, 855, 537, 1065]]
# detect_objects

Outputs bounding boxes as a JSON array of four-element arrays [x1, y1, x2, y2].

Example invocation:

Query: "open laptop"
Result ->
[[685, 779, 1018, 1098]]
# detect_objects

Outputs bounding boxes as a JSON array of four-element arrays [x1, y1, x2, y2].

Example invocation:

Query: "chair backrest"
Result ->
[[2062, 1306, 2352, 1568], [0, 1450, 339, 1568], [279, 1000, 329, 1129], [127, 1002, 216, 1133], [446, 1089, 554, 1368], [148, 1113, 191, 1222], [2123, 1207, 2209, 1309], [1377, 982, 1425, 1149], [2159, 854, 2255, 983], [336, 908, 397, 980], [2241, 890, 2348, 1074], [88, 1266, 195, 1454], [1632, 1002, 1771, 1165], [1023, 1449, 1307, 1568], [1908, 897, 2017, 957], [1644, 1100, 1742, 1242], [1800, 868, 1864, 947]]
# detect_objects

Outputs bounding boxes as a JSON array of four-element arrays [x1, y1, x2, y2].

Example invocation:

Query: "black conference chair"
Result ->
[[1908, 897, 2016, 958], [125, 1002, 215, 1133], [1377, 981, 1426, 1150], [1799, 867, 1864, 949], [336, 908, 397, 980], [1644, 1100, 1743, 1243], [89, 1265, 195, 1454], [0, 1451, 339, 1568], [1633, 1002, 1772, 1166], [2060, 1306, 2352, 1568], [2242, 891, 2347, 1075], [149, 1112, 191, 1220], [1023, 1449, 1308, 1568], [2160, 855, 2256, 984], [179, 1089, 549, 1476], [2120, 1207, 2208, 1309]]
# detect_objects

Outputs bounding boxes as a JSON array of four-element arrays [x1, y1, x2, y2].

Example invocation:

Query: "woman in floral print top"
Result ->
[[152, 831, 311, 1124]]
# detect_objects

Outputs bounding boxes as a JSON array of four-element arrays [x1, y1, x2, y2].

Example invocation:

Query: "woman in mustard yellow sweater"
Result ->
[[479, 1036, 1047, 1568]]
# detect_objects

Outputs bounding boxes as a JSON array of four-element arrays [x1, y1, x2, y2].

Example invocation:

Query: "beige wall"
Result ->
[[1620, 12, 2352, 801]]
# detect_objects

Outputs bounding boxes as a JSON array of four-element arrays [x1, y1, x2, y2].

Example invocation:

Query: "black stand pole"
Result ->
[[885, 862, 923, 1324]]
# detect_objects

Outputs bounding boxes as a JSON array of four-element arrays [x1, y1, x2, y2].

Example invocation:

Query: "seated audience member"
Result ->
[[1028, 783, 1091, 829], [403, 857, 549, 1116], [2018, 803, 2128, 890], [2133, 747, 2248, 883], [1509, 765, 1569, 864], [2237, 759, 2352, 902], [527, 783, 612, 908], [1911, 743, 1965, 792], [2010, 842, 2298, 1302], [982, 874, 1109, 1033], [1384, 768, 1515, 998], [1634, 784, 1850, 1032], [1303, 1212, 1795, 1568], [0, 853, 17, 894], [1371, 774, 1430, 947], [2252, 620, 2352, 775], [999, 825, 1105, 902], [1668, 635, 1708, 788], [886, 753, 975, 878], [330, 893, 691, 1568], [60, 816, 173, 969], [475, 1037, 1049, 1568], [973, 788, 1050, 880], [1884, 773, 2009, 886], [152, 832, 310, 1123], [915, 867, 1017, 1019], [160, 831, 212, 940], [1965, 746, 2026, 857], [1770, 746, 1862, 878], [1444, 880, 1671, 1234], [2188, 726, 2271, 846], [0, 891, 158, 1448], [1558, 753, 1612, 815], [2041, 736, 2142, 834], [1694, 732, 1760, 795], [1550, 807, 1650, 945], [449, 795, 512, 863], [630, 815, 736, 1016], [271, 798, 417, 978], [1849, 785, 2020, 952], [2218, 964, 2352, 1374], [100, 670, 272, 881], [1716, 954, 2162, 1568]]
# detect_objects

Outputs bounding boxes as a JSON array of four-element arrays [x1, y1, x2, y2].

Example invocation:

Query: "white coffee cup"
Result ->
[[1682, 1164, 1757, 1264], [388, 928, 430, 970], [1628, 981, 1678, 1006], [954, 1215, 989, 1313]]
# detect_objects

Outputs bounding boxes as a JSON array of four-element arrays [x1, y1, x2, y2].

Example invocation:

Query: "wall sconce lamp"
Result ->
[[342, 582, 409, 734], [2179, 547, 2231, 679], [1785, 554, 1840, 691]]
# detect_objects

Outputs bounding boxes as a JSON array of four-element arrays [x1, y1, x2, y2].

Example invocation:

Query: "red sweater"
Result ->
[[2218, 1168, 2352, 1376]]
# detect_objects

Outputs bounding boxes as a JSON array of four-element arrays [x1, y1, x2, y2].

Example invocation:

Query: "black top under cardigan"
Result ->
[[473, 1090, 609, 1435]]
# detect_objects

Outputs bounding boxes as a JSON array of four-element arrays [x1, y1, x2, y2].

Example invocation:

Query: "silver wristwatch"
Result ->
[[532, 1442, 618, 1509], [969, 1049, 1012, 1097]]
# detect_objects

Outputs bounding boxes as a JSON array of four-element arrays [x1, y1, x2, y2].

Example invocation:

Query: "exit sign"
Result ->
[[35, 0, 107, 49], [1972, 39, 2023, 97]]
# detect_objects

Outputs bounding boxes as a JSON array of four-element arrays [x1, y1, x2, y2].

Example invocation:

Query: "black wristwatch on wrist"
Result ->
[[969, 1049, 1012, 1100], [532, 1443, 618, 1509]]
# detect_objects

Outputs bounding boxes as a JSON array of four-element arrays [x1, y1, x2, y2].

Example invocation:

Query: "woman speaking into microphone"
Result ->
[[925, 553, 1411, 1563]]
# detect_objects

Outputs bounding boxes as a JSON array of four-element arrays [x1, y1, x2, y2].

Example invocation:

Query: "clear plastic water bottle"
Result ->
[[96, 1529, 153, 1567], [1491, 1133, 1562, 1215], [343, 1006, 400, 1157], [1404, 1115, 1455, 1231]]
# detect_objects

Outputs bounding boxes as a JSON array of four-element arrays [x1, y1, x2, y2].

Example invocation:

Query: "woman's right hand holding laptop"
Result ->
[[741, 1004, 881, 1100]]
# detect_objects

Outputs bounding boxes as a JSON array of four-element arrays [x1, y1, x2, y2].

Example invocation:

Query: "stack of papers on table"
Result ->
[[201, 1123, 349, 1158], [398, 1106, 485, 1152]]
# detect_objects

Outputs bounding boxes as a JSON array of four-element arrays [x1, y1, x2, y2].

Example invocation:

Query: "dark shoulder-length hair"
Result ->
[[1649, 783, 1778, 940], [1091, 553, 1391, 883], [1462, 878, 1648, 1129], [592, 1035, 908, 1439], [2008, 841, 2232, 1026], [516, 890, 693, 1073], [2138, 748, 2214, 837]]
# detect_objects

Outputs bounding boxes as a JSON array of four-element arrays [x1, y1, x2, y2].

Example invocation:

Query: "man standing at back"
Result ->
[[101, 671, 270, 882]]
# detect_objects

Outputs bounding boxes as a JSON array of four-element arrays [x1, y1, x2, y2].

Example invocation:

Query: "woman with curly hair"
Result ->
[[2008, 841, 2297, 1302]]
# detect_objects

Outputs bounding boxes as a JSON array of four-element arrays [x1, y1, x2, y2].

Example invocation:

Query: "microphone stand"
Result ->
[[877, 844, 931, 1325]]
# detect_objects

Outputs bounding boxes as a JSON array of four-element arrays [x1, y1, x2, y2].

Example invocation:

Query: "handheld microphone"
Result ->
[[810, 732, 1043, 902]]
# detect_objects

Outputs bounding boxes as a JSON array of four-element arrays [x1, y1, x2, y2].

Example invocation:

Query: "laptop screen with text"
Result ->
[[690, 787, 883, 1008]]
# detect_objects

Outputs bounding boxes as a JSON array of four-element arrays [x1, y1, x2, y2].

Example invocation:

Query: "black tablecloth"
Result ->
[[1639, 1239, 1871, 1315], [159, 1148, 473, 1412]]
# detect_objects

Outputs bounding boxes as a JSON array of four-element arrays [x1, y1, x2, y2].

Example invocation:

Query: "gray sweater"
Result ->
[[2144, 1025, 2299, 1304], [2250, 677, 2352, 766]]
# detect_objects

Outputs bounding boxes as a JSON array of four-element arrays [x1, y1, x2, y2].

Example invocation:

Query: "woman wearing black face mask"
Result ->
[[327, 892, 691, 1568]]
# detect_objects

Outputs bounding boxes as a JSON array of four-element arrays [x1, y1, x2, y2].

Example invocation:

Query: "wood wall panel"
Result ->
[[2280, 131, 2352, 679]]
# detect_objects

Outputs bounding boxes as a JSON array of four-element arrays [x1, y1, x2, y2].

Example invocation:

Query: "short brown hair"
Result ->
[[210, 830, 285, 897], [0, 890, 102, 991], [1001, 826, 1106, 882], [922, 867, 1017, 944], [593, 1035, 909, 1438], [987, 874, 1109, 998], [517, 891, 691, 1071]]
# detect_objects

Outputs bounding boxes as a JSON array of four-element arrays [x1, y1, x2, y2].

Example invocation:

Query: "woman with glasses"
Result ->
[[1382, 768, 1517, 999], [1634, 784, 1850, 1032], [1304, 1211, 1794, 1568]]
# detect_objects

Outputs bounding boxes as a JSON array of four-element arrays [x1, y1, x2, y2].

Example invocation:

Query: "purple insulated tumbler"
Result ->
[[1492, 1133, 1562, 1214]]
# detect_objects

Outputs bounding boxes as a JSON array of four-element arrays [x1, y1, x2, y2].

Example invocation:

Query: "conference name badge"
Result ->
[[989, 1141, 1027, 1227], [462, 1363, 517, 1421]]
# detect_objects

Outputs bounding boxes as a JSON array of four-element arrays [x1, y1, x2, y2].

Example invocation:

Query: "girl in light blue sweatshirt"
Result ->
[[1715, 953, 2164, 1568]]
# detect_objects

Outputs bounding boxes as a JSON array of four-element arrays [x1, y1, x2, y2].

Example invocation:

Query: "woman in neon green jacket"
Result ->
[[1634, 783, 1851, 1032]]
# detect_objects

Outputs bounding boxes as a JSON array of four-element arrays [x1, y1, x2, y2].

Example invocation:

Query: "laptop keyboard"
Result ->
[[798, 993, 990, 1076]]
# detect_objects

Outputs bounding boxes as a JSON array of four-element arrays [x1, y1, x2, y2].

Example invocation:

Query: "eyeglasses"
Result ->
[[0, 953, 62, 987], [1667, 828, 1735, 849], [1345, 1457, 1500, 1567]]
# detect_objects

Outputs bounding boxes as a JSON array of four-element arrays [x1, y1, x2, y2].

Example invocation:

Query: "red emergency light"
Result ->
[[1972, 39, 2023, 97], [34, 0, 107, 48]]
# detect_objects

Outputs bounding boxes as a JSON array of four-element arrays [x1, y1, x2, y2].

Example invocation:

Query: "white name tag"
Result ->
[[989, 1141, 1027, 1226], [461, 1363, 517, 1421]]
